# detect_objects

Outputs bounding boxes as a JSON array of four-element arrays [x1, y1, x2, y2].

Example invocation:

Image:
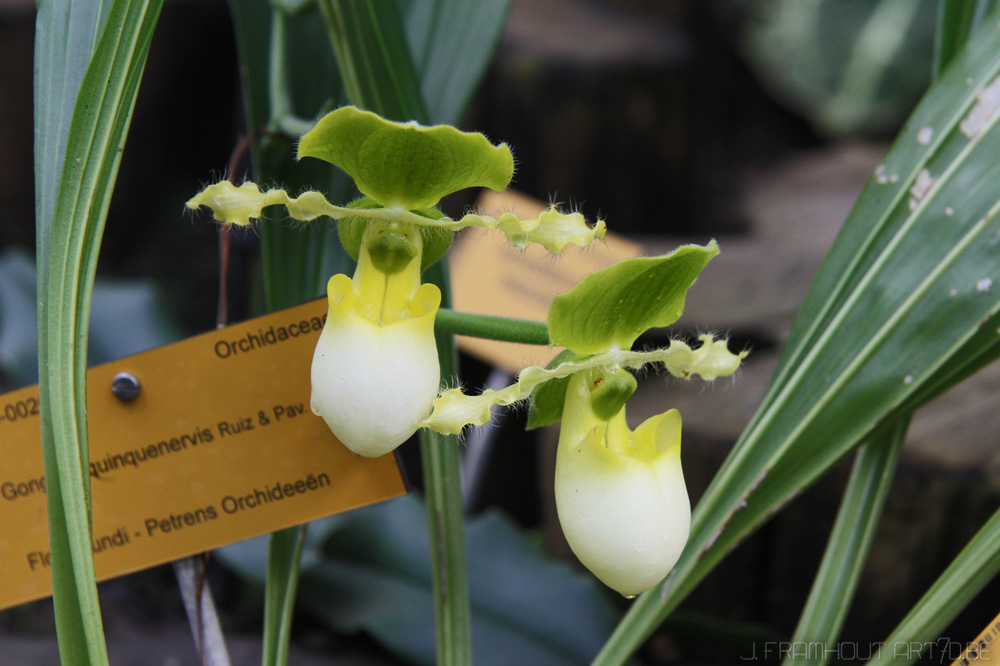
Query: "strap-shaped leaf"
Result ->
[[934, 0, 1000, 75], [548, 242, 718, 355], [35, 0, 112, 277], [872, 500, 1000, 666], [783, 419, 906, 666], [317, 0, 428, 123], [298, 106, 514, 209], [34, 0, 163, 663], [403, 0, 513, 126]]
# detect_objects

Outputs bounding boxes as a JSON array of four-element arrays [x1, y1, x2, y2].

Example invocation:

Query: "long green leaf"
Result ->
[[34, 0, 111, 274], [34, 0, 163, 663], [593, 9, 1000, 664], [262, 527, 308, 666], [400, 0, 513, 126], [317, 0, 428, 123], [782, 418, 907, 666], [934, 0, 999, 76]]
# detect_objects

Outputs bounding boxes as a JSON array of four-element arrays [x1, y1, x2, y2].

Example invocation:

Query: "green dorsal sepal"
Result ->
[[548, 242, 720, 355], [298, 106, 515, 210]]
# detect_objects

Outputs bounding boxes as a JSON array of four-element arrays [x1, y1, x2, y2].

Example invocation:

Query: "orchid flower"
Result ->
[[187, 107, 606, 456], [310, 219, 442, 457], [420, 242, 745, 594]]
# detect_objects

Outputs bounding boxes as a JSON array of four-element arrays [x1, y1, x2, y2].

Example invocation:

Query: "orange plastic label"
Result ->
[[0, 298, 406, 610], [450, 190, 643, 373]]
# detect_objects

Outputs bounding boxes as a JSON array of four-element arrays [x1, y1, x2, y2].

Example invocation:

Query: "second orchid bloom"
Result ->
[[186, 106, 606, 456], [421, 242, 745, 596]]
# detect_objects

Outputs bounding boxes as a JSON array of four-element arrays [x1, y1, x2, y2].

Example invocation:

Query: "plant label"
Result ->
[[0, 298, 407, 610]]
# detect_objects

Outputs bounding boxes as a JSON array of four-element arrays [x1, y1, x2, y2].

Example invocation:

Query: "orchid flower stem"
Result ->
[[434, 308, 550, 346], [262, 526, 308, 666], [420, 428, 472, 666], [421, 263, 473, 666], [258, 12, 309, 666], [273, 113, 315, 139]]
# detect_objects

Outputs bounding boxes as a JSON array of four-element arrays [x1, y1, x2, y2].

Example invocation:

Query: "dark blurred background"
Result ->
[[5, 1, 999, 665]]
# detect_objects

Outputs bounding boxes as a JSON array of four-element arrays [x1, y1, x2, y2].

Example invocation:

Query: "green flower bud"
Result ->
[[365, 222, 419, 275], [587, 367, 637, 422]]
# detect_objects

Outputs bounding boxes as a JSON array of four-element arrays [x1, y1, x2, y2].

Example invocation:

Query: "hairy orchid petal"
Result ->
[[421, 335, 745, 434], [186, 180, 604, 254]]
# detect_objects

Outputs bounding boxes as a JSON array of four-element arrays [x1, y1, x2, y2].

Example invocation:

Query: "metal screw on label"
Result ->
[[111, 372, 141, 403]]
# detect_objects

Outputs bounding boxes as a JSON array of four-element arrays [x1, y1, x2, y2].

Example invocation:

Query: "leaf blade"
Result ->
[[782, 419, 907, 666], [34, 0, 163, 663], [317, 0, 428, 123], [868, 502, 1000, 666], [548, 243, 718, 355], [401, 0, 513, 126]]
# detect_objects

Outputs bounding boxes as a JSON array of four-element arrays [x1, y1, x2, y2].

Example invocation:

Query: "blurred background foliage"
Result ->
[[4, 1, 996, 665], [1, 0, 944, 360], [738, 0, 937, 137], [0, 0, 944, 353]]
